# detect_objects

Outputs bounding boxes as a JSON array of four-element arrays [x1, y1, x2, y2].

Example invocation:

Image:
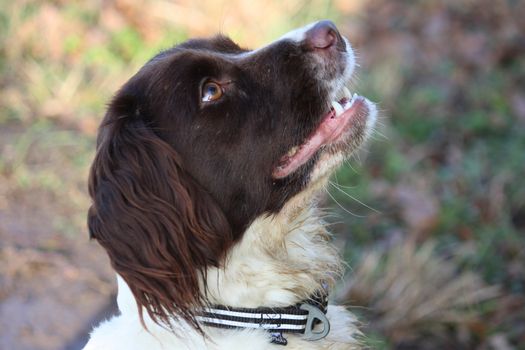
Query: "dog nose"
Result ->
[[305, 20, 341, 50]]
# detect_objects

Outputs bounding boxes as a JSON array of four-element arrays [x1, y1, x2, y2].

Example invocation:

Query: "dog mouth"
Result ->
[[272, 87, 369, 179]]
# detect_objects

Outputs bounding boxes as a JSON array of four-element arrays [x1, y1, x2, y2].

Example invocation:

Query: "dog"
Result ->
[[84, 20, 377, 349]]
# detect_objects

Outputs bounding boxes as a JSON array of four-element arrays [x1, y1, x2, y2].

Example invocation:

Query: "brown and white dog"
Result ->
[[84, 20, 377, 349]]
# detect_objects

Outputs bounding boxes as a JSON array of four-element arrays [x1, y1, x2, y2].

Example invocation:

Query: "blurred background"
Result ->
[[0, 0, 524, 349]]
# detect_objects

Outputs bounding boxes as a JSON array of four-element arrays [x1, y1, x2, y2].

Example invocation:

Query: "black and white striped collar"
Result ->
[[197, 290, 330, 346]]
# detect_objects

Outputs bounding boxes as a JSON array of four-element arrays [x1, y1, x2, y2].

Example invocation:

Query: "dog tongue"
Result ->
[[272, 96, 363, 179]]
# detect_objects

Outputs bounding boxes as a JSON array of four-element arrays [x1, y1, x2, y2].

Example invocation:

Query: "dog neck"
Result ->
[[204, 190, 343, 308]]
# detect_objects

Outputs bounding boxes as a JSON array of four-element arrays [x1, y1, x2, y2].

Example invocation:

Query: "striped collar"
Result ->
[[196, 291, 330, 346]]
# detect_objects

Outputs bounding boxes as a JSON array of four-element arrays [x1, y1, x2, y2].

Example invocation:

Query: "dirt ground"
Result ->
[[0, 199, 116, 350], [0, 122, 117, 350]]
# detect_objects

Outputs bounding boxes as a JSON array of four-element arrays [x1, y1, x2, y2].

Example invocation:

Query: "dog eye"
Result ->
[[201, 82, 223, 102]]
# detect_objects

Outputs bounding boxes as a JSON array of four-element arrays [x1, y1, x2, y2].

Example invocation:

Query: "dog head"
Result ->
[[88, 20, 376, 330]]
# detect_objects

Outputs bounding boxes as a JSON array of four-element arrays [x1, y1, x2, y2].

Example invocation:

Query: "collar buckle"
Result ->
[[299, 303, 330, 341]]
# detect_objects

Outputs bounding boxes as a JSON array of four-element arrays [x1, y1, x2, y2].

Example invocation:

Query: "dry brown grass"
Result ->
[[339, 239, 500, 345]]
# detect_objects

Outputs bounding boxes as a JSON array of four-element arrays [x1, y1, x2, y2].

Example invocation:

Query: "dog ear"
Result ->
[[87, 82, 233, 331]]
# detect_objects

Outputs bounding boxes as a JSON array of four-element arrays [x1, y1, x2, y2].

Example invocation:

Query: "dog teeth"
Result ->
[[287, 146, 299, 157], [331, 101, 344, 117], [345, 93, 359, 108], [343, 87, 352, 99]]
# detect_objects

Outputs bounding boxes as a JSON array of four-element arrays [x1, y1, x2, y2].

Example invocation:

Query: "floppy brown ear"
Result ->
[[87, 89, 233, 330]]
